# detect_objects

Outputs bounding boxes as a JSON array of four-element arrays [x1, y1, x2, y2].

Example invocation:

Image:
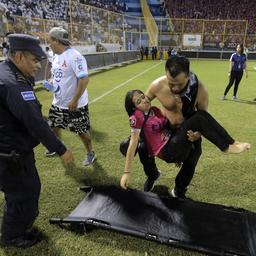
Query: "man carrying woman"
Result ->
[[120, 90, 250, 196]]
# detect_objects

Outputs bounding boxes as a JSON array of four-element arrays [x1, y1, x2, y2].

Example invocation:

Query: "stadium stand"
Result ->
[[165, 0, 256, 34], [0, 0, 69, 20], [79, 0, 124, 13], [0, 0, 256, 53], [123, 0, 165, 17]]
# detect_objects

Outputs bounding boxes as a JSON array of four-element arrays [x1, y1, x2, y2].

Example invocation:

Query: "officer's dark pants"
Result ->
[[0, 151, 41, 240], [224, 70, 243, 97]]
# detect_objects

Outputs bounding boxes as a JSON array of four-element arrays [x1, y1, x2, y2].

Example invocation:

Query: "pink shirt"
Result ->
[[129, 107, 171, 156]]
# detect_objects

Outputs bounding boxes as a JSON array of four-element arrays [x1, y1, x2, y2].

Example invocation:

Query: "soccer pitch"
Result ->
[[0, 59, 255, 256]]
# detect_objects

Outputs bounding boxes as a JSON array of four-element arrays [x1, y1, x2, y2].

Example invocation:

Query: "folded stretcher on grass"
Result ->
[[50, 186, 256, 256]]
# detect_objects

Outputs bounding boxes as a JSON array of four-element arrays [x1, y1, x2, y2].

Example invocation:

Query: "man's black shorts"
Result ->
[[48, 105, 90, 134]]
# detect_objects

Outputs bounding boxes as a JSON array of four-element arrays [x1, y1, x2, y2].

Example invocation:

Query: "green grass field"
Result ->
[[1, 59, 256, 256]]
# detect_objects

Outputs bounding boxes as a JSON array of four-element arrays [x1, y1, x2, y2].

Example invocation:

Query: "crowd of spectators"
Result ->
[[0, 0, 127, 45], [79, 0, 125, 13], [0, 0, 69, 20], [0, 0, 126, 23], [0, 0, 255, 35], [165, 0, 256, 34], [1, 0, 256, 50]]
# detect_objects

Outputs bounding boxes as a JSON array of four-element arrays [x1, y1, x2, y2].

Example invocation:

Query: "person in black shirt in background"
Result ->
[[221, 44, 248, 100]]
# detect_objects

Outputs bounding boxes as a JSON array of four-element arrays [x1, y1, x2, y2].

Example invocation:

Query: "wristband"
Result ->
[[124, 171, 130, 174], [43, 80, 59, 92]]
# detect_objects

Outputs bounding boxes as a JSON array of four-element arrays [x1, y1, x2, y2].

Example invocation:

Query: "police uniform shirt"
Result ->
[[0, 60, 66, 155], [230, 52, 247, 72], [51, 48, 88, 109]]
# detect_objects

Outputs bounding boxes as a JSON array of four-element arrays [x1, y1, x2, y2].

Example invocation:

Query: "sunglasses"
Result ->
[[135, 94, 146, 105]]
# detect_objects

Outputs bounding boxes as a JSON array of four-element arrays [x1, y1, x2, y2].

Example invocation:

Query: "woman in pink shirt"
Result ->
[[120, 90, 250, 191]]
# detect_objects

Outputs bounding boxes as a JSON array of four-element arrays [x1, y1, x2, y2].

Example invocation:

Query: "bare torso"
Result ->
[[145, 75, 208, 126]]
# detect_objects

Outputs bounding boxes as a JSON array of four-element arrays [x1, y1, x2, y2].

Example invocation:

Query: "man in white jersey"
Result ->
[[44, 27, 96, 166]]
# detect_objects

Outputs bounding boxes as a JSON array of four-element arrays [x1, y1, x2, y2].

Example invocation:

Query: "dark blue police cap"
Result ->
[[7, 33, 46, 60]]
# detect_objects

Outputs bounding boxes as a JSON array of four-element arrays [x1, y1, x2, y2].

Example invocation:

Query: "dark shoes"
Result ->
[[45, 149, 57, 157], [0, 228, 43, 249], [170, 187, 187, 199], [144, 170, 161, 192]]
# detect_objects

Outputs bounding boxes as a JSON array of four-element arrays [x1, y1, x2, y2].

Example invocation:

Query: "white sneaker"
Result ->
[[83, 151, 97, 166], [232, 96, 238, 100], [220, 95, 226, 100]]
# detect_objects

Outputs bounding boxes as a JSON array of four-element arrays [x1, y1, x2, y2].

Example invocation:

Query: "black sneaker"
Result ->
[[169, 187, 187, 199], [0, 230, 42, 248], [144, 170, 161, 192], [45, 149, 56, 157]]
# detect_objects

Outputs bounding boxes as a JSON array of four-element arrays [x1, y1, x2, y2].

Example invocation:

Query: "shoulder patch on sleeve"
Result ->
[[129, 118, 136, 127], [75, 56, 84, 70], [21, 91, 36, 101]]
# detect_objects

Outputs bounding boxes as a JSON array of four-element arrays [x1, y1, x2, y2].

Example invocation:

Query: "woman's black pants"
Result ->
[[224, 70, 243, 97]]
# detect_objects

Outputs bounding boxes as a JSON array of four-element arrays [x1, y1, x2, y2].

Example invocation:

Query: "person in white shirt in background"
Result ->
[[44, 46, 54, 79], [43, 27, 96, 166]]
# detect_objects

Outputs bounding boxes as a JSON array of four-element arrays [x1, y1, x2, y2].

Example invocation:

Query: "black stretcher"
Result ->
[[50, 186, 256, 256]]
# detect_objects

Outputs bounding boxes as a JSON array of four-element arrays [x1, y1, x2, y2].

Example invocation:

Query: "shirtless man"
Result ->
[[144, 55, 207, 198], [146, 56, 208, 125]]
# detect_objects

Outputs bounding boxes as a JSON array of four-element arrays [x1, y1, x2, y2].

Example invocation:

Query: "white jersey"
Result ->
[[51, 48, 88, 109]]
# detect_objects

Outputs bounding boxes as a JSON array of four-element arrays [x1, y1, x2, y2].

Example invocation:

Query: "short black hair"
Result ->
[[125, 90, 144, 116], [237, 43, 244, 54], [165, 55, 190, 78]]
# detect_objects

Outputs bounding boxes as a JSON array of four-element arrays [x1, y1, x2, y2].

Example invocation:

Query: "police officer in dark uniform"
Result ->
[[0, 34, 74, 248]]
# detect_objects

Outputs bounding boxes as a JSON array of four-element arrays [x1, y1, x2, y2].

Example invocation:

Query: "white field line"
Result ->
[[90, 62, 162, 104]]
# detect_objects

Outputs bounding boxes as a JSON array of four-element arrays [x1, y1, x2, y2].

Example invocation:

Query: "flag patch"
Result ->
[[21, 91, 36, 101]]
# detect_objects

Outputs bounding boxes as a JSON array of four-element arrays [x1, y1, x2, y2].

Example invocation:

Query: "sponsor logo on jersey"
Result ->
[[21, 91, 36, 101], [62, 60, 67, 67], [54, 69, 63, 83]]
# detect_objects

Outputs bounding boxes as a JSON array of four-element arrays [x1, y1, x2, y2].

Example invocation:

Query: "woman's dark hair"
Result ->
[[165, 55, 190, 78], [237, 43, 244, 54], [125, 89, 144, 116]]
